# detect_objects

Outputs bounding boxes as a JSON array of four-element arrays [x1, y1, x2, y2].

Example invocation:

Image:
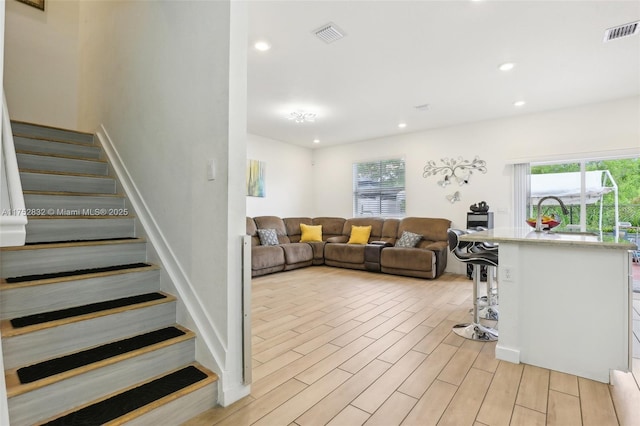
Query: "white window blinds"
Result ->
[[353, 158, 406, 217]]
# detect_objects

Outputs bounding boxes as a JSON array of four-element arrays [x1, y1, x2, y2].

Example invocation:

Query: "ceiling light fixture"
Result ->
[[254, 41, 271, 51], [313, 139, 320, 144], [513, 100, 526, 107], [498, 62, 515, 71], [398, 123, 407, 129], [288, 110, 316, 123]]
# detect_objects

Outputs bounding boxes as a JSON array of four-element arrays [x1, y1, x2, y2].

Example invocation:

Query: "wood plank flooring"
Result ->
[[185, 266, 640, 426]]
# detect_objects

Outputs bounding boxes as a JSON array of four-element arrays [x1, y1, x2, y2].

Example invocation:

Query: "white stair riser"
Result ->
[[26, 218, 135, 243], [1, 242, 147, 278], [14, 136, 101, 158], [24, 194, 126, 211], [12, 122, 94, 144], [17, 153, 108, 175], [0, 269, 160, 320], [125, 380, 217, 426], [2, 301, 177, 370], [8, 338, 195, 426], [20, 172, 116, 194]]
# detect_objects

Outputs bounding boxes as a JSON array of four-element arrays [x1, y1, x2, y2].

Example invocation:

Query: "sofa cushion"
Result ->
[[347, 225, 372, 244], [300, 224, 322, 242], [398, 217, 451, 243], [251, 245, 285, 271], [381, 218, 400, 245], [342, 218, 384, 242], [281, 243, 314, 265], [325, 243, 365, 264], [381, 247, 434, 272], [312, 217, 346, 240], [257, 228, 279, 246], [283, 217, 313, 243], [246, 217, 260, 247], [395, 231, 422, 248], [254, 216, 291, 244]]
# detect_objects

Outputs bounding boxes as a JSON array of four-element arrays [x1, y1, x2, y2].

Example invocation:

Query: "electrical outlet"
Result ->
[[503, 265, 514, 282]]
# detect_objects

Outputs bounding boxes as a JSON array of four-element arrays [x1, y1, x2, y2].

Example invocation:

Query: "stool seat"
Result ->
[[448, 229, 499, 341]]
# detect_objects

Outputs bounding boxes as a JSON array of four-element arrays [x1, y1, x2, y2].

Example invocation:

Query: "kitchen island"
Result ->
[[460, 228, 636, 383]]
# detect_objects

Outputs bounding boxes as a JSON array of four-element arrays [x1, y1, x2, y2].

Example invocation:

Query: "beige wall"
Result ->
[[246, 133, 314, 218], [4, 0, 80, 129]]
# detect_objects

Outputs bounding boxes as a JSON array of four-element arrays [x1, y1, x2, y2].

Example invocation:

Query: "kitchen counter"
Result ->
[[459, 227, 635, 382]]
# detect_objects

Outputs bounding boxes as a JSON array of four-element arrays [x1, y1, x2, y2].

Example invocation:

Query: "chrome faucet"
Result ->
[[535, 196, 569, 232]]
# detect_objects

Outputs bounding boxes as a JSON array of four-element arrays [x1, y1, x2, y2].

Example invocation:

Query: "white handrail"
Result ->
[[0, 91, 27, 247]]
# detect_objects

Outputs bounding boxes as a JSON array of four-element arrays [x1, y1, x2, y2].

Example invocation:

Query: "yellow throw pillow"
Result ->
[[347, 225, 372, 244], [300, 223, 322, 242]]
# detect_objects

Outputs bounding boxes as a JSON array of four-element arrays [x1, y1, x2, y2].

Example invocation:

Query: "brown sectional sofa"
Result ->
[[246, 216, 451, 279]]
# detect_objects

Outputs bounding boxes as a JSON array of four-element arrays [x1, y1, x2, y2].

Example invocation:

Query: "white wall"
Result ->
[[77, 0, 248, 403], [312, 96, 640, 273], [246, 133, 314, 217], [4, 0, 80, 129]]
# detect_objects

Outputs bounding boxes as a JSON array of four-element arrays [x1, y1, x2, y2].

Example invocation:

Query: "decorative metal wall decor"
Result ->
[[423, 156, 487, 187], [446, 191, 461, 204]]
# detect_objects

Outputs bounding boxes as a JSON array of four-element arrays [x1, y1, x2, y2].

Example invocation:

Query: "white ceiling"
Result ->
[[247, 1, 640, 148]]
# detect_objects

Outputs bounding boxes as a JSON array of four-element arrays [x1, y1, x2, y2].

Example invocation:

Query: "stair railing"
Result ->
[[0, 91, 27, 247]]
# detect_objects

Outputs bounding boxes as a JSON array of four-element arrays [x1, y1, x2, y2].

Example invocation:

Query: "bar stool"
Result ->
[[448, 229, 499, 341], [467, 229, 499, 320]]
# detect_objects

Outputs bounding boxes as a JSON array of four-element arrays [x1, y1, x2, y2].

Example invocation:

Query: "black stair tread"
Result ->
[[4, 262, 153, 284], [10, 292, 167, 328], [43, 365, 208, 426], [17, 326, 186, 384]]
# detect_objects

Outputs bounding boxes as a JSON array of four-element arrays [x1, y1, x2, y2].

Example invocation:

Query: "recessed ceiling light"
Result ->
[[499, 62, 515, 71], [398, 123, 407, 129], [513, 100, 526, 107], [313, 139, 320, 144], [254, 41, 271, 51]]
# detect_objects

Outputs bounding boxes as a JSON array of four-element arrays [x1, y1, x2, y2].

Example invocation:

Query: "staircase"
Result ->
[[0, 121, 218, 425]]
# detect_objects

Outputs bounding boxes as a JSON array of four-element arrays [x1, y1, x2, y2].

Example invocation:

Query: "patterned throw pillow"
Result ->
[[395, 231, 422, 248], [257, 228, 279, 246]]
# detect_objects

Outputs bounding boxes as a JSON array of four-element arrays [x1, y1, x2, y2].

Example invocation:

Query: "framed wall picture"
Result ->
[[16, 0, 45, 11], [246, 159, 266, 197]]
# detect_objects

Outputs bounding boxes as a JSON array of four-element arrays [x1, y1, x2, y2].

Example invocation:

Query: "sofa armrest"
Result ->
[[326, 236, 348, 243], [370, 240, 393, 247]]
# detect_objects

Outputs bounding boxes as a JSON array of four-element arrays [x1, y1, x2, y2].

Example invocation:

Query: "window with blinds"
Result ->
[[353, 158, 406, 217]]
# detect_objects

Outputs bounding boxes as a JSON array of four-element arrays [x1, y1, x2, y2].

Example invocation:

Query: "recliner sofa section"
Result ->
[[246, 215, 451, 279]]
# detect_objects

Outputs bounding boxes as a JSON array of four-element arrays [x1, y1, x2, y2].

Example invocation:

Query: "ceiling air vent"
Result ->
[[313, 23, 346, 44], [603, 21, 639, 42]]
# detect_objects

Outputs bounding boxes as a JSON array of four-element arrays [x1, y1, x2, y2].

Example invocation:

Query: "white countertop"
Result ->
[[459, 227, 637, 250]]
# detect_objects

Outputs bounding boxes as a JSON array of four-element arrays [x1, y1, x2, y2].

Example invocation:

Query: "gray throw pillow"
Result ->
[[395, 231, 422, 248], [257, 228, 279, 246]]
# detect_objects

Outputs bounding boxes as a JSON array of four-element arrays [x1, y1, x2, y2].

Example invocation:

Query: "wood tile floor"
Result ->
[[185, 266, 640, 426]]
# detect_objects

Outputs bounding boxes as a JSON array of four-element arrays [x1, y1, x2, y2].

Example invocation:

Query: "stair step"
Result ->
[[16, 326, 187, 384], [14, 136, 101, 158], [6, 327, 195, 425], [11, 121, 94, 144], [24, 191, 126, 211], [25, 216, 135, 243], [0, 238, 147, 278], [0, 264, 159, 320], [17, 151, 109, 175], [1, 294, 176, 370], [20, 170, 117, 194], [10, 292, 167, 329], [40, 364, 217, 426]]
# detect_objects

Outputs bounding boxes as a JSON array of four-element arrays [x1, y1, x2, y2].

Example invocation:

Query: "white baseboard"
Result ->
[[95, 124, 230, 401], [495, 344, 521, 364]]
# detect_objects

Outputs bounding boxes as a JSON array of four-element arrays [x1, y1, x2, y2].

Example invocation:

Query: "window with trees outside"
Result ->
[[353, 158, 405, 217], [528, 157, 640, 241]]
